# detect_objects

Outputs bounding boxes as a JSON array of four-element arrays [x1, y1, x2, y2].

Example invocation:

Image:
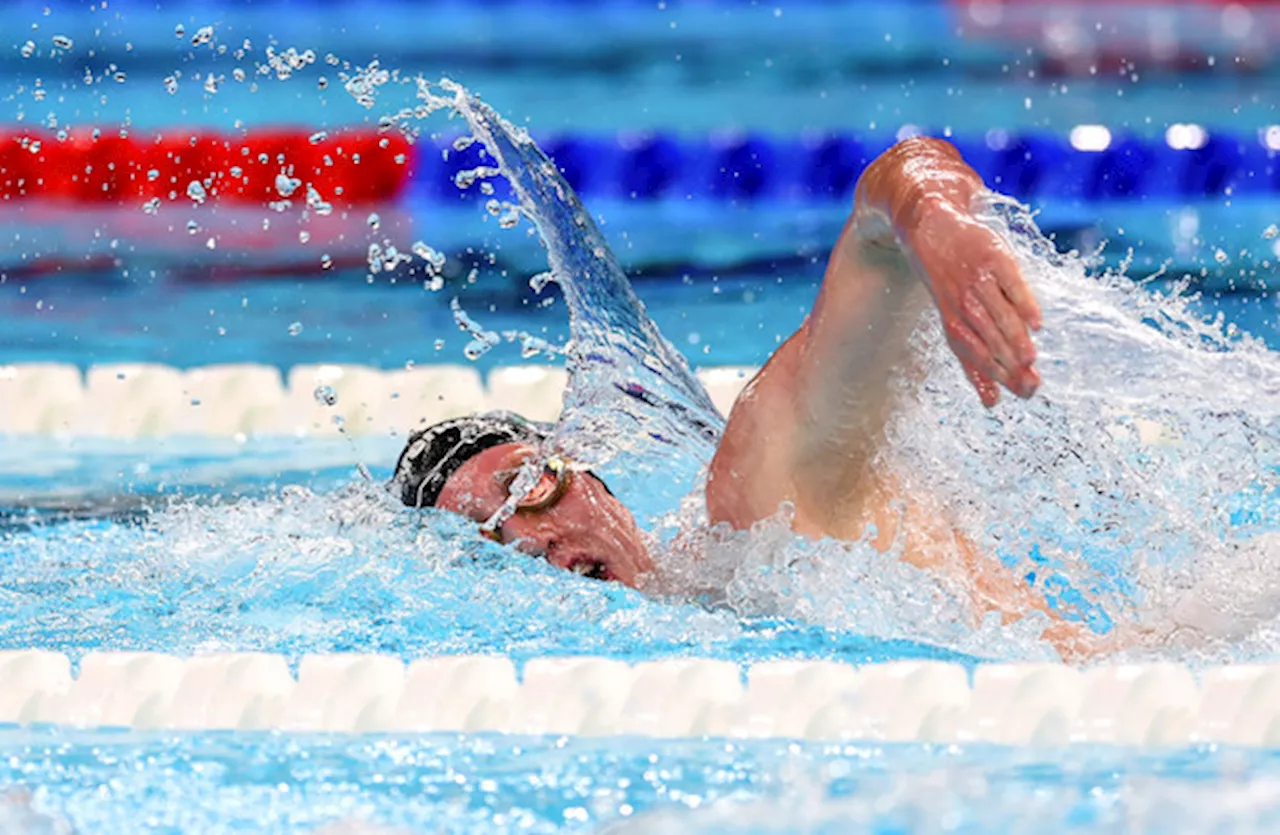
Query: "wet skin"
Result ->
[[435, 443, 653, 587]]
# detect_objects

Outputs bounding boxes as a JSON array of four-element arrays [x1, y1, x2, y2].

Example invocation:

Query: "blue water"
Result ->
[[4, 732, 1280, 834], [0, 4, 1279, 834]]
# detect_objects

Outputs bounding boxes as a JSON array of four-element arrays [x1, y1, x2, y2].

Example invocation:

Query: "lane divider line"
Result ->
[[0, 651, 1274, 745]]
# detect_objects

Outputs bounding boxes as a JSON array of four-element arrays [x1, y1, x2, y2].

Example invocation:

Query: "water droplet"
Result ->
[[485, 199, 502, 216], [498, 207, 521, 229], [367, 212, 381, 231], [174, 24, 185, 38], [232, 68, 246, 83], [203, 74, 218, 94], [20, 41, 35, 59], [314, 385, 338, 406], [411, 241, 446, 273], [529, 271, 554, 293], [308, 131, 328, 145], [186, 219, 200, 235], [205, 236, 217, 250], [191, 25, 214, 47], [164, 75, 179, 95], [306, 184, 333, 216], [434, 338, 445, 351], [186, 180, 207, 204], [1264, 224, 1278, 240], [298, 230, 310, 244], [274, 173, 300, 197], [147, 168, 160, 182], [1214, 249, 1229, 264], [51, 35, 73, 50], [320, 253, 333, 270], [288, 321, 303, 336]]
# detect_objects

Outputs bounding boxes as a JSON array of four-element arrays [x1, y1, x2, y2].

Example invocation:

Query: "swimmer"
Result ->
[[393, 137, 1100, 659]]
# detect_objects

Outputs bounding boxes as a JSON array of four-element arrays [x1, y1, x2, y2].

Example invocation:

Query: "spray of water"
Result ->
[[8, 58, 1275, 663], [407, 79, 1277, 660]]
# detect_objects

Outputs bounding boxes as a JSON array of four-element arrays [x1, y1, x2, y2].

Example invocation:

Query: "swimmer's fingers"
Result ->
[[972, 276, 1040, 399], [961, 359, 1001, 408], [993, 248, 1043, 331], [945, 319, 1011, 405]]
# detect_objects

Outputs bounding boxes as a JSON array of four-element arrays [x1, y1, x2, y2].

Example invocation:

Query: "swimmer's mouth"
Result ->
[[567, 557, 610, 582]]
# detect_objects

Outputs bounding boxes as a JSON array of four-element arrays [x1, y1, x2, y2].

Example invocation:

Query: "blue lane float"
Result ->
[[411, 129, 1280, 204]]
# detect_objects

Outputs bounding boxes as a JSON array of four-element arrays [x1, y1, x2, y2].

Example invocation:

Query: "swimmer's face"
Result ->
[[435, 443, 654, 587]]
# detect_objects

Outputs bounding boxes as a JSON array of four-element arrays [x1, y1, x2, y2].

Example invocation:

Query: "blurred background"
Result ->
[[0, 0, 1277, 373]]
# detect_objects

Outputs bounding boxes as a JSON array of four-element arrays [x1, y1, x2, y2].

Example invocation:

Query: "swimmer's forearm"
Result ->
[[852, 137, 984, 250]]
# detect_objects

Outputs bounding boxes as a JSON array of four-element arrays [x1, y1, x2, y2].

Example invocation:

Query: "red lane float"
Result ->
[[0, 128, 412, 206]]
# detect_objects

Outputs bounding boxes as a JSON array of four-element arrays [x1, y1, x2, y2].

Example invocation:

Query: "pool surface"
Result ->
[[2, 0, 1280, 832]]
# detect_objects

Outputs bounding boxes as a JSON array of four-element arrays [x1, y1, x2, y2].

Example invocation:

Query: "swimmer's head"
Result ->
[[393, 415, 652, 587], [392, 412, 548, 509]]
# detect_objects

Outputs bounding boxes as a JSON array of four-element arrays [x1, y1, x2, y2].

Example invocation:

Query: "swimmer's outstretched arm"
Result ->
[[707, 138, 1103, 657], [709, 136, 1042, 536]]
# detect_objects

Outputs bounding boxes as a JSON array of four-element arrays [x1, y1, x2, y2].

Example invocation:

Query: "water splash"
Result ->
[[427, 80, 724, 519], [360, 79, 1278, 661], [869, 195, 1280, 659]]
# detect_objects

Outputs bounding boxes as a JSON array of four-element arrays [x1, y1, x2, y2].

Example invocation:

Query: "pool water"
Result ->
[[1, 1, 1280, 832], [5, 732, 1280, 834]]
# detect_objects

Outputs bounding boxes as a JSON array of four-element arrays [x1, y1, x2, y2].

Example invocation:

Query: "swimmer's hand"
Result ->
[[906, 199, 1043, 407]]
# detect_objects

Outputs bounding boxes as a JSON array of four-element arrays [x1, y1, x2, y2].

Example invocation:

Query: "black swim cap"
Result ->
[[392, 412, 549, 508]]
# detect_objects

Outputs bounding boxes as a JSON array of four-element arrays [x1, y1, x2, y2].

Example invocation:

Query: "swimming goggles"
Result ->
[[479, 456, 573, 543]]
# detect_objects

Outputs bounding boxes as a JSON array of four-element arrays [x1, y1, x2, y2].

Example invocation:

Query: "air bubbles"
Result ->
[[320, 253, 333, 270], [232, 68, 246, 83], [367, 212, 380, 231], [186, 180, 207, 204], [20, 41, 35, 59], [174, 24, 185, 38], [141, 198, 160, 215], [313, 385, 338, 407], [298, 231, 310, 244], [1263, 225, 1278, 240], [205, 236, 217, 250], [191, 25, 214, 47], [51, 35, 73, 51], [164, 75, 179, 95], [186, 219, 200, 235], [308, 131, 328, 145], [288, 321, 303, 336]]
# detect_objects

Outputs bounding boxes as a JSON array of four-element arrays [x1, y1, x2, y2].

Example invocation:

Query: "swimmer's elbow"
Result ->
[[852, 137, 984, 243]]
